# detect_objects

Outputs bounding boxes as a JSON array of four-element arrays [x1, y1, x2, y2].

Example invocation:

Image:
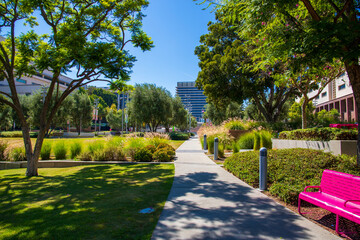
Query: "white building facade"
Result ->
[[308, 73, 357, 122]]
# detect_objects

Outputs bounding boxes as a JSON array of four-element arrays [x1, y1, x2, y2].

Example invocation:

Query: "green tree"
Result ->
[[106, 109, 122, 131], [195, 10, 295, 123], [70, 91, 94, 135], [288, 100, 315, 129], [216, 0, 360, 164], [316, 109, 340, 128], [0, 96, 12, 130], [0, 0, 153, 176], [128, 84, 172, 132], [29, 89, 72, 134], [87, 87, 117, 107], [203, 103, 227, 125], [163, 96, 188, 132]]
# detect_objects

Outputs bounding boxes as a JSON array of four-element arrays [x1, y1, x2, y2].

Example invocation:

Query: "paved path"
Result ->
[[152, 137, 339, 240]]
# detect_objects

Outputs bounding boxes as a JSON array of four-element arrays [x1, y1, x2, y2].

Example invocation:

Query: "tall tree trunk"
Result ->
[[301, 98, 309, 129], [344, 61, 360, 166], [22, 125, 37, 176]]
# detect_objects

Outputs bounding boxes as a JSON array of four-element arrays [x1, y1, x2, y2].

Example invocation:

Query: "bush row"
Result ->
[[0, 131, 39, 138], [224, 148, 360, 205], [278, 127, 357, 141]]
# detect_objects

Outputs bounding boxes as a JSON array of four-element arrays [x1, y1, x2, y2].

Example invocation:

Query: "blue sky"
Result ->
[[98, 0, 215, 96]]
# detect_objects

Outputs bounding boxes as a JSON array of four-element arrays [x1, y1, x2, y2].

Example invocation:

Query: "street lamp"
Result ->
[[94, 98, 99, 134]]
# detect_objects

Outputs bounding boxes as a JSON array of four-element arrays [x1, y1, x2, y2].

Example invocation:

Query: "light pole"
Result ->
[[94, 98, 99, 134]]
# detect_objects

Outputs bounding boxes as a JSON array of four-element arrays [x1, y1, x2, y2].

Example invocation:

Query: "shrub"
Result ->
[[207, 135, 216, 154], [259, 130, 272, 149], [0, 141, 8, 161], [145, 145, 157, 154], [77, 150, 92, 161], [169, 132, 189, 140], [232, 141, 239, 153], [10, 147, 26, 161], [53, 142, 67, 160], [278, 127, 356, 141], [88, 141, 104, 155], [70, 142, 82, 159], [224, 148, 360, 205], [147, 137, 169, 147], [144, 132, 170, 140], [156, 143, 175, 152], [124, 137, 146, 160], [153, 149, 172, 162], [218, 144, 225, 158], [40, 142, 52, 160], [134, 147, 153, 162], [253, 132, 260, 151], [237, 132, 255, 149], [0, 131, 38, 138], [93, 146, 126, 161], [223, 119, 248, 130]]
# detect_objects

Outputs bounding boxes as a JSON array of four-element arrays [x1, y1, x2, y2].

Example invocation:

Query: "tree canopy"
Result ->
[[0, 0, 153, 176]]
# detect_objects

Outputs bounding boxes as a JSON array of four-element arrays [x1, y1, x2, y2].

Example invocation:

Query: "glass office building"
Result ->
[[176, 81, 207, 121]]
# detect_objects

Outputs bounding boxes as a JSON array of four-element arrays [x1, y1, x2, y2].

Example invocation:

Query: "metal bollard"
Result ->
[[214, 137, 219, 160], [259, 147, 267, 191], [204, 134, 207, 150]]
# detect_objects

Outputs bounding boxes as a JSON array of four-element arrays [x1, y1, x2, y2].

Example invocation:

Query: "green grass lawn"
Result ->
[[0, 164, 174, 240]]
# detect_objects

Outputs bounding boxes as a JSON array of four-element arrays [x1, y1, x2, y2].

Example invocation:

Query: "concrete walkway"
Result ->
[[152, 137, 339, 240]]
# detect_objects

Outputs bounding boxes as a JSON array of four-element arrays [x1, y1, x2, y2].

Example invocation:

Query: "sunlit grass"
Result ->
[[0, 164, 174, 240]]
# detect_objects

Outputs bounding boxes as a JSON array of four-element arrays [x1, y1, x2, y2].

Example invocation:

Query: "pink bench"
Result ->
[[298, 169, 360, 235]]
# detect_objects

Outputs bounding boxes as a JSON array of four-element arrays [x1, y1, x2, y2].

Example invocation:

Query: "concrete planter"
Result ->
[[272, 139, 357, 156]]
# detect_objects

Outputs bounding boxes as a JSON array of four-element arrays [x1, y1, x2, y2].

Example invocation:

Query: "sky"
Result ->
[[94, 0, 216, 96]]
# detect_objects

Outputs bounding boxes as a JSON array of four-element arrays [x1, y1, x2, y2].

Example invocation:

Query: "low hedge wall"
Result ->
[[224, 148, 360, 205], [169, 132, 189, 140], [0, 131, 39, 138], [278, 127, 357, 141]]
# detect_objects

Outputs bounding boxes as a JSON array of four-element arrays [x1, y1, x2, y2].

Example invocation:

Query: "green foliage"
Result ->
[[288, 101, 316, 129], [70, 91, 93, 135], [224, 120, 246, 130], [92, 146, 126, 161], [40, 142, 52, 160], [87, 87, 117, 107], [10, 147, 26, 162], [237, 132, 255, 149], [88, 141, 105, 155], [147, 137, 169, 148], [279, 127, 357, 141], [253, 132, 260, 151], [169, 132, 189, 140], [0, 131, 38, 138], [232, 141, 239, 153], [224, 149, 360, 204], [207, 135, 216, 154], [106, 109, 123, 131], [145, 145, 157, 154], [315, 109, 340, 127], [53, 142, 67, 160], [134, 147, 153, 162], [153, 149, 172, 162], [70, 142, 82, 159], [128, 84, 173, 132], [0, 141, 8, 161], [124, 138, 146, 160], [259, 131, 273, 149]]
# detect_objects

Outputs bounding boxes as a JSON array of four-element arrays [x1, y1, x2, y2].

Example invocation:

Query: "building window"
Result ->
[[321, 92, 327, 97], [16, 78, 27, 84], [315, 96, 320, 100], [338, 84, 346, 90]]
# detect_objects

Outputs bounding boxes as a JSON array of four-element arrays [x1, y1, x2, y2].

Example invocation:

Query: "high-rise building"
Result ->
[[176, 81, 207, 121]]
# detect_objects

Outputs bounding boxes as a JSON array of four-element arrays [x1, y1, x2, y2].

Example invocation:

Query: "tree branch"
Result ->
[[301, 0, 321, 21]]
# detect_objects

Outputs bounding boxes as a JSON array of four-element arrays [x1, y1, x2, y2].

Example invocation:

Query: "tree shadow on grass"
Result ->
[[0, 164, 174, 240], [153, 171, 333, 240]]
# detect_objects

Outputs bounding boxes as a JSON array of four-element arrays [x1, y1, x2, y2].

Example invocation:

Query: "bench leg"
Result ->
[[298, 198, 308, 215]]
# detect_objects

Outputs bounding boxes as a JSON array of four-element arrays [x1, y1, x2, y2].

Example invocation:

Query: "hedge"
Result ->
[[169, 132, 189, 140], [224, 148, 360, 205], [278, 127, 357, 141], [0, 131, 39, 138]]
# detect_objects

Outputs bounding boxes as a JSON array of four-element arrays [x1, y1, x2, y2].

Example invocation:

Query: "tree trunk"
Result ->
[[22, 125, 38, 177], [344, 61, 360, 166], [301, 98, 309, 129]]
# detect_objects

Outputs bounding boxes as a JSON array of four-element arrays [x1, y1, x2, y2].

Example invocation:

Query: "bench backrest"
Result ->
[[321, 170, 360, 200]]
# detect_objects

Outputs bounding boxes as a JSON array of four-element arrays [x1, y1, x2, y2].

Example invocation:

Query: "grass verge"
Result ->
[[0, 164, 174, 240]]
